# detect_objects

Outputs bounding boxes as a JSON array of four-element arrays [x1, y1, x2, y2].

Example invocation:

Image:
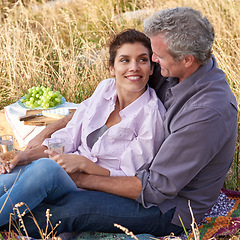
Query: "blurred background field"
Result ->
[[0, 0, 239, 190]]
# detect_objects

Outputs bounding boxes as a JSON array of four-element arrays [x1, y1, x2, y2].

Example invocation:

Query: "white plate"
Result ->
[[18, 97, 66, 110]]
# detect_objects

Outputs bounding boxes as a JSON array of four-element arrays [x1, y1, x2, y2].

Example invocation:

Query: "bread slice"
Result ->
[[42, 108, 69, 119]]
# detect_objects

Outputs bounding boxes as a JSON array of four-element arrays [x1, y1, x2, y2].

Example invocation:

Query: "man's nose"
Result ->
[[152, 53, 159, 63]]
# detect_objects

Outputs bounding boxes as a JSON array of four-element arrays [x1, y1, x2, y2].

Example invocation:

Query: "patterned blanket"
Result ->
[[1, 188, 240, 240]]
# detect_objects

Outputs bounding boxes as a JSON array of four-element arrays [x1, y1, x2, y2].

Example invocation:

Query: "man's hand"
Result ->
[[0, 150, 27, 174], [26, 111, 75, 150], [0, 159, 11, 174], [0, 145, 48, 174], [26, 133, 47, 150]]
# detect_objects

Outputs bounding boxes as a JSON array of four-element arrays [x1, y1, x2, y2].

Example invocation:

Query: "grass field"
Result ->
[[0, 0, 239, 190]]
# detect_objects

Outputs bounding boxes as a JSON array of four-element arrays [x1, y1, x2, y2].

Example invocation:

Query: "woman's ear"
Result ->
[[109, 64, 115, 76]]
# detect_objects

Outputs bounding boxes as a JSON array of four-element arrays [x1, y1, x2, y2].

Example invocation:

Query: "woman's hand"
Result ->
[[47, 152, 83, 174], [45, 150, 110, 176]]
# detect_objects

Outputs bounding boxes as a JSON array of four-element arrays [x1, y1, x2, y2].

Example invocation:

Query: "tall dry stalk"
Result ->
[[0, 0, 239, 189]]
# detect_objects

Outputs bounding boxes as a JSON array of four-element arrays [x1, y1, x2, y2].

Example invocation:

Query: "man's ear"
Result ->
[[184, 55, 195, 67], [109, 64, 115, 76]]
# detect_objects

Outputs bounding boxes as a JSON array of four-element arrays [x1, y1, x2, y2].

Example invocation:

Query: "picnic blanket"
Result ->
[[2, 188, 238, 240]]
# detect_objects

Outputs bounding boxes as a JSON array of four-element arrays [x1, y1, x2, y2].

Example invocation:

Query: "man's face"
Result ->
[[150, 34, 187, 81]]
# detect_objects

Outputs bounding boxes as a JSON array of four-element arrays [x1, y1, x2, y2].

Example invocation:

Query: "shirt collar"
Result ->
[[102, 79, 118, 102], [170, 56, 214, 99], [120, 85, 152, 118], [101, 79, 152, 118]]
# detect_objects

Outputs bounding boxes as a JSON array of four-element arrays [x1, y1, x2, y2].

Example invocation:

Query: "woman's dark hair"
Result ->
[[108, 29, 153, 66]]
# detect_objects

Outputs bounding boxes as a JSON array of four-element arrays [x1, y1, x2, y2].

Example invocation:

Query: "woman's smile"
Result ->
[[109, 42, 153, 96], [126, 75, 142, 82]]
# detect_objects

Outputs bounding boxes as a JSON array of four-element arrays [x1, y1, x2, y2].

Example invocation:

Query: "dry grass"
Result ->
[[0, 1, 239, 238], [0, 0, 239, 104], [0, 203, 61, 240], [1, 0, 239, 105]]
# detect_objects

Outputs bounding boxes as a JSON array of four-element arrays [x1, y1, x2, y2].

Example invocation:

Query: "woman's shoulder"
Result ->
[[94, 78, 116, 92], [147, 87, 165, 111]]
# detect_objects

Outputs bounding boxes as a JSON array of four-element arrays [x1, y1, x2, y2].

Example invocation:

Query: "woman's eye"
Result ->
[[120, 59, 128, 62], [139, 58, 148, 62]]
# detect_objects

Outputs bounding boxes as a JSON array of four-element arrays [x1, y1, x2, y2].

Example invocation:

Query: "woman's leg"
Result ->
[[0, 158, 78, 226], [0, 165, 29, 196]]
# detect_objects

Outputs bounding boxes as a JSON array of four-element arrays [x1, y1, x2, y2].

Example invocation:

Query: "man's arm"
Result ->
[[0, 145, 48, 174], [26, 111, 75, 149], [69, 172, 142, 200]]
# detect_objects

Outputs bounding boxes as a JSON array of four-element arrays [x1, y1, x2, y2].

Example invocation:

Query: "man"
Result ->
[[2, 7, 238, 238]]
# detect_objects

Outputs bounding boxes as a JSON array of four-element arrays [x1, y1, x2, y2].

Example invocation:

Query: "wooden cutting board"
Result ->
[[21, 109, 75, 126]]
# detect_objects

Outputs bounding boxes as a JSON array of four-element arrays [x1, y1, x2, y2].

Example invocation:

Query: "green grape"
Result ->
[[55, 98, 61, 103], [43, 96, 48, 101], [25, 93, 31, 99], [38, 100, 43, 105], [34, 102, 40, 107], [50, 101, 55, 107], [22, 86, 63, 109]]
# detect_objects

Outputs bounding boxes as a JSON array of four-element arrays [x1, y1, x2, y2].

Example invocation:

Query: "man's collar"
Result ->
[[170, 56, 214, 98]]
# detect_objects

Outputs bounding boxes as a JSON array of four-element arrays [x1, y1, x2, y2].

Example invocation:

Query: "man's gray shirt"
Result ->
[[136, 56, 238, 228]]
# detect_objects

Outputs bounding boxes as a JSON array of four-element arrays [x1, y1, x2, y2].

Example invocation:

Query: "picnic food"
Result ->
[[20, 86, 63, 109], [42, 108, 69, 119]]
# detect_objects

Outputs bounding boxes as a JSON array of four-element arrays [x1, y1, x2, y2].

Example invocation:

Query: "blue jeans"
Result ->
[[0, 159, 183, 238], [5, 191, 183, 238], [0, 158, 78, 226]]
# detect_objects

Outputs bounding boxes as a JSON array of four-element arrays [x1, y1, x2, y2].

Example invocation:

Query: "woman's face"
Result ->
[[109, 42, 153, 96]]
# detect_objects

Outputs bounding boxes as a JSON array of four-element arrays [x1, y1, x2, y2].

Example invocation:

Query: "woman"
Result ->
[[0, 29, 165, 226]]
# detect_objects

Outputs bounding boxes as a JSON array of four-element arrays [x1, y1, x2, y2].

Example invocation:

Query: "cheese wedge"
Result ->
[[42, 108, 69, 119]]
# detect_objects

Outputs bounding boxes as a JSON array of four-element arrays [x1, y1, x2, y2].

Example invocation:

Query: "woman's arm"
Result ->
[[0, 145, 48, 174]]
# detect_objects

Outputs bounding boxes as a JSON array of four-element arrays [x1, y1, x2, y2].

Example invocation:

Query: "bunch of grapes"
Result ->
[[20, 86, 63, 109]]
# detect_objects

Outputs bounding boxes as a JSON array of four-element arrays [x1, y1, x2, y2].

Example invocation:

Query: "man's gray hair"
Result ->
[[143, 7, 215, 64]]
